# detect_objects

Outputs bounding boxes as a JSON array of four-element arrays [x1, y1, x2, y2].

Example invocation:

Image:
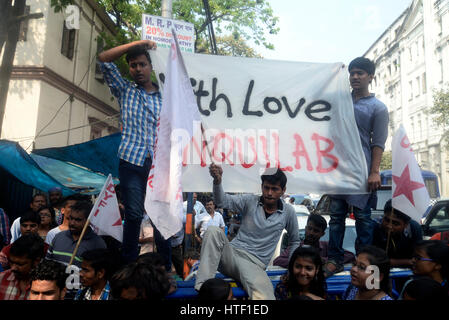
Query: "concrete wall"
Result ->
[[1, 0, 119, 150]]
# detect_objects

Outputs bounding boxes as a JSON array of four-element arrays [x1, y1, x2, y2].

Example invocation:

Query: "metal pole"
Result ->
[[161, 0, 173, 19]]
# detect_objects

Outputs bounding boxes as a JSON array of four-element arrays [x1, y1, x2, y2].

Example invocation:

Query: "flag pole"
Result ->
[[385, 208, 394, 255], [68, 218, 92, 266], [181, 124, 214, 279], [200, 122, 213, 162]]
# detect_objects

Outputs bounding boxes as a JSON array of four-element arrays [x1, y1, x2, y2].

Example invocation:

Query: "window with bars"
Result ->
[[95, 36, 104, 82], [61, 22, 76, 60]]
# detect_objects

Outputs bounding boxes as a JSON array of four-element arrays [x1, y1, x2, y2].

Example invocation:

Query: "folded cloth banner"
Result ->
[[89, 174, 123, 242], [391, 124, 430, 223], [145, 30, 202, 239], [150, 49, 368, 194]]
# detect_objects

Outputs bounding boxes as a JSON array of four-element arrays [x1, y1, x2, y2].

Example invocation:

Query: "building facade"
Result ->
[[364, 0, 449, 197], [0, 0, 120, 151]]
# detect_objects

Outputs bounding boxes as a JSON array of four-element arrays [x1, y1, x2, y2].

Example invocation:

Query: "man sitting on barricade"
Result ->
[[194, 164, 299, 300]]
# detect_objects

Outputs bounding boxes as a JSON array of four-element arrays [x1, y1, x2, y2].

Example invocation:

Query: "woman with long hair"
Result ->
[[343, 245, 392, 300], [275, 246, 326, 300]]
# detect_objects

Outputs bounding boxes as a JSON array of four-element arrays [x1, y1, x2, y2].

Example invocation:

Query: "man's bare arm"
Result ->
[[368, 146, 383, 191], [98, 40, 156, 62]]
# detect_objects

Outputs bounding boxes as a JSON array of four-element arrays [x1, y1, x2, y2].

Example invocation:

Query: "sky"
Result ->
[[260, 0, 413, 64]]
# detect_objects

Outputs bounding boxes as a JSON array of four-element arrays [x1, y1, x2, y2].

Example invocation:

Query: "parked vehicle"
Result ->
[[381, 169, 440, 200], [268, 214, 356, 266], [312, 185, 392, 219], [421, 198, 449, 238]]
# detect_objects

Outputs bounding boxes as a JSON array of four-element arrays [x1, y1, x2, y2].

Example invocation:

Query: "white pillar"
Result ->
[[161, 0, 172, 18]]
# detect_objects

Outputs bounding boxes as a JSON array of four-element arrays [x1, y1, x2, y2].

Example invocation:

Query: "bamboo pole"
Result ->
[[68, 218, 92, 266], [385, 208, 394, 255]]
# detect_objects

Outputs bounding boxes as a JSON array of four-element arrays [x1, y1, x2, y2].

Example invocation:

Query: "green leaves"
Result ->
[[50, 0, 74, 13], [430, 86, 449, 148], [73, 0, 279, 56]]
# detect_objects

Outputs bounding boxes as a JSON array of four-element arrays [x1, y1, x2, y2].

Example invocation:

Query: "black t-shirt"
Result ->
[[371, 219, 423, 260]]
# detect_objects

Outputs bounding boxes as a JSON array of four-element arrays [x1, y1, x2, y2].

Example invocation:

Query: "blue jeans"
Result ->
[[328, 197, 373, 264], [152, 222, 172, 272], [119, 158, 172, 266]]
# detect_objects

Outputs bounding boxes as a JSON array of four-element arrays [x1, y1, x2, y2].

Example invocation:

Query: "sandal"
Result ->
[[323, 260, 344, 278]]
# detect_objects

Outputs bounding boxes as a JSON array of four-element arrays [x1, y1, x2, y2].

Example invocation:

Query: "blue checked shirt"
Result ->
[[100, 62, 162, 166], [0, 208, 10, 246]]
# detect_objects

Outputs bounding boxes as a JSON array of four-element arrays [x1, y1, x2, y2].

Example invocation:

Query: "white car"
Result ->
[[291, 204, 310, 215]]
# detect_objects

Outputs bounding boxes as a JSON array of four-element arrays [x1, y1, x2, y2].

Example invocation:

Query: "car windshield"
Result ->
[[290, 195, 308, 205]]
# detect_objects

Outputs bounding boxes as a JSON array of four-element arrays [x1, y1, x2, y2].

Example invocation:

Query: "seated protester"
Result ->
[[136, 252, 177, 294], [29, 259, 68, 300], [275, 246, 326, 300], [46, 201, 106, 268], [399, 240, 449, 299], [342, 245, 393, 300], [0, 211, 49, 270], [185, 248, 201, 277], [198, 278, 234, 300], [371, 199, 422, 268], [10, 193, 48, 243], [110, 261, 171, 300], [273, 214, 355, 268], [37, 206, 57, 241], [401, 277, 448, 301], [75, 249, 117, 300], [0, 234, 45, 300]]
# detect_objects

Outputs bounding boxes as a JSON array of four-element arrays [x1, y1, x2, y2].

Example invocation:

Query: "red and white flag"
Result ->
[[88, 174, 123, 242], [391, 124, 430, 223], [144, 30, 202, 239]]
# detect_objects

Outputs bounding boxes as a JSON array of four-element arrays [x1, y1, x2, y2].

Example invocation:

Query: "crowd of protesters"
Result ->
[[0, 178, 448, 301], [0, 187, 242, 300]]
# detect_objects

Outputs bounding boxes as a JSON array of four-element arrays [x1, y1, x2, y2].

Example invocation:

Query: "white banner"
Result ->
[[88, 174, 123, 242], [145, 31, 202, 240], [149, 49, 369, 195], [142, 14, 195, 53], [392, 125, 430, 223]]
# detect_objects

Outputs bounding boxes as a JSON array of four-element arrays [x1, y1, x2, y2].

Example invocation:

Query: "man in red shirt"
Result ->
[[0, 234, 45, 300], [0, 211, 48, 270]]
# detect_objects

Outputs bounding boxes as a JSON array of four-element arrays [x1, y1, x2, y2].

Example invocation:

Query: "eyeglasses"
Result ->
[[412, 255, 434, 262]]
